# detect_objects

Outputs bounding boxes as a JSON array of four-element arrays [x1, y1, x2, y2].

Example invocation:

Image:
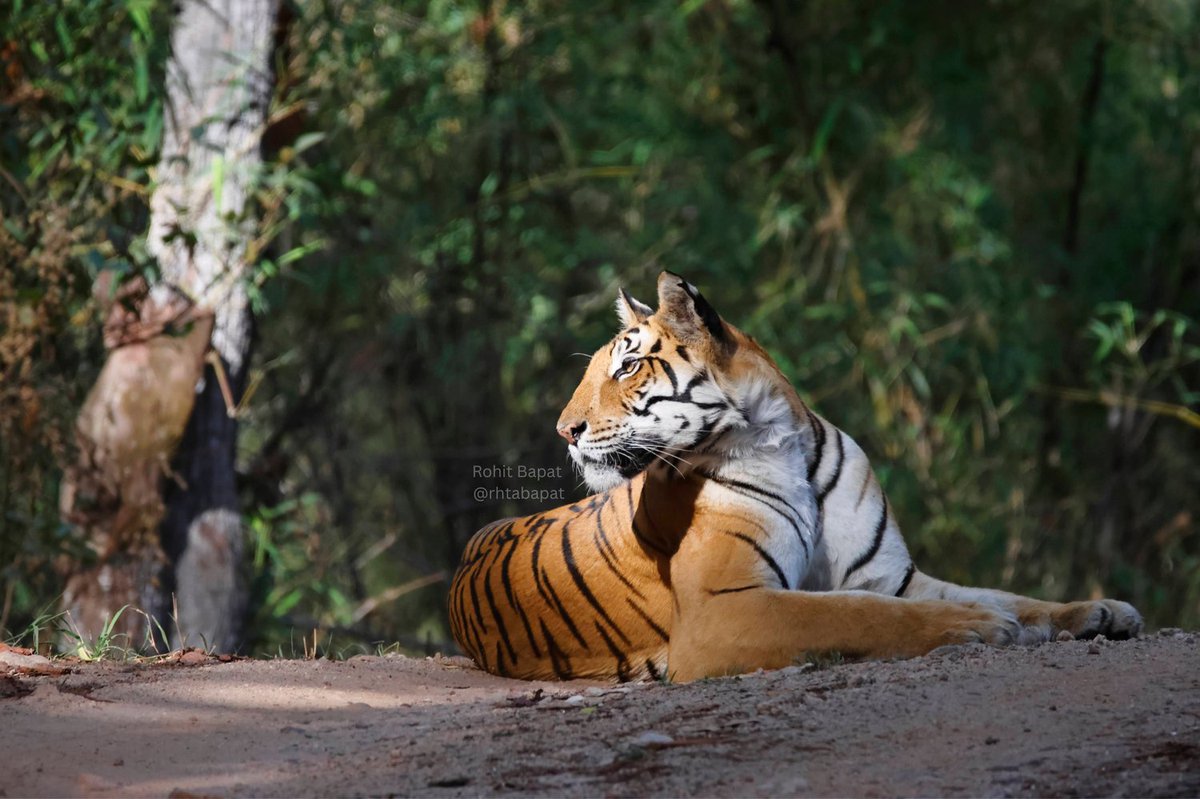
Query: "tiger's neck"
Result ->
[[638, 374, 819, 579], [689, 374, 810, 494]]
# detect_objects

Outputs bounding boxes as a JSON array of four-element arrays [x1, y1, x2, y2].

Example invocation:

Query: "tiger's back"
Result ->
[[449, 474, 675, 681]]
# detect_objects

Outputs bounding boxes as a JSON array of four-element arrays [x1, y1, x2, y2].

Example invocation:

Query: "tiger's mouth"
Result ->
[[578, 448, 654, 479], [615, 449, 657, 479], [572, 438, 663, 491]]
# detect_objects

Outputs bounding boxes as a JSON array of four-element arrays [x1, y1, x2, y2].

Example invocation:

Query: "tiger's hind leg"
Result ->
[[807, 434, 1142, 644], [666, 586, 1024, 682], [901, 570, 1143, 642], [665, 526, 1023, 682]]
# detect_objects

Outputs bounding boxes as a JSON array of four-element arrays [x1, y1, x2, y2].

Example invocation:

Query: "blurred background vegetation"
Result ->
[[2, 0, 1198, 654]]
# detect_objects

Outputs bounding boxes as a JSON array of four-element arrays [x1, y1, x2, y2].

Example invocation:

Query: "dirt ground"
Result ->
[[1, 632, 1198, 798]]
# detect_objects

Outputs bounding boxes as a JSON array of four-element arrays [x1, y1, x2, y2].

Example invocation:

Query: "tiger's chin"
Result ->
[[581, 463, 627, 493], [574, 449, 656, 493]]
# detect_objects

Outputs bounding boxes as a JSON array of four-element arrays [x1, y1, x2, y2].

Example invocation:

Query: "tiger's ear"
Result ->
[[655, 271, 729, 345], [615, 288, 653, 328]]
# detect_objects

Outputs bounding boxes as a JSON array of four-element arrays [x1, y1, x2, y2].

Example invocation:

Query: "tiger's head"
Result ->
[[558, 271, 803, 492]]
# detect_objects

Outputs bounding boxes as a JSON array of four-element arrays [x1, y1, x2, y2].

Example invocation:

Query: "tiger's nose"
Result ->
[[557, 420, 587, 445]]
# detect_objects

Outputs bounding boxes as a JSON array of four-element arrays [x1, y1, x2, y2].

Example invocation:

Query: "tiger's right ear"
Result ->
[[655, 271, 729, 347], [615, 288, 653, 328]]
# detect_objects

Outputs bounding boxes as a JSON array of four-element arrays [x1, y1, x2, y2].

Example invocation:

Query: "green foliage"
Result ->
[[0, 0, 173, 640], [250, 0, 1198, 639], [3, 0, 1199, 649]]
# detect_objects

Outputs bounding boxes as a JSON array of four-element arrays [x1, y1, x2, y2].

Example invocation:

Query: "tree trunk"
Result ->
[[147, 0, 278, 652], [59, 0, 277, 654], [59, 277, 213, 650]]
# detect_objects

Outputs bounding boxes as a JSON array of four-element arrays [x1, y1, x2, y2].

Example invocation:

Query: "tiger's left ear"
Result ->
[[656, 271, 729, 346], [615, 288, 653, 328]]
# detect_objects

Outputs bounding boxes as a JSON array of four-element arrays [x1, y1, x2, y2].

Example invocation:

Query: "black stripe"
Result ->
[[594, 528, 647, 600], [455, 563, 481, 653], [593, 621, 632, 683], [539, 617, 572, 680], [463, 604, 487, 668], [805, 409, 826, 482], [540, 567, 589, 650], [724, 530, 790, 589], [526, 513, 554, 536], [855, 469, 874, 509], [592, 494, 623, 563], [460, 564, 485, 654], [895, 562, 916, 597], [482, 567, 517, 666], [500, 538, 541, 659], [530, 532, 553, 606], [645, 657, 662, 682], [496, 521, 515, 542], [707, 584, 762, 596], [817, 430, 846, 503], [689, 418, 724, 452], [562, 527, 632, 645], [703, 471, 791, 507], [633, 370, 727, 416], [493, 640, 507, 676], [645, 355, 679, 392], [467, 569, 489, 635], [689, 400, 731, 411], [458, 547, 496, 623], [700, 471, 811, 557], [844, 497, 889, 583], [625, 597, 669, 641], [447, 571, 463, 642]]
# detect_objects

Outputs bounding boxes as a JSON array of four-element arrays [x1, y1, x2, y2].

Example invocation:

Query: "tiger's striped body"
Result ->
[[449, 272, 1143, 682], [450, 476, 674, 680]]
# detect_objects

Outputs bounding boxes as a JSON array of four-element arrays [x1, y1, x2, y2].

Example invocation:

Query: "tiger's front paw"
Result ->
[[947, 602, 1022, 647], [1056, 599, 1143, 641], [910, 601, 1021, 654]]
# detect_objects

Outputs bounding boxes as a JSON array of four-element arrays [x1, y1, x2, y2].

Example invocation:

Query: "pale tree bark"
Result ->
[[147, 0, 278, 652], [59, 0, 278, 653]]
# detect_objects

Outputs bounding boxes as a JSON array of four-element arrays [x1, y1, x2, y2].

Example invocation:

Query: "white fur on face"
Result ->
[[577, 457, 625, 492]]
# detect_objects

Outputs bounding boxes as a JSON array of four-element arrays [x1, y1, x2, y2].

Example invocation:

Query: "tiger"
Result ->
[[448, 271, 1143, 682]]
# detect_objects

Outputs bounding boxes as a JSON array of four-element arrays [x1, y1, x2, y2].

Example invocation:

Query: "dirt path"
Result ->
[[2, 633, 1198, 798]]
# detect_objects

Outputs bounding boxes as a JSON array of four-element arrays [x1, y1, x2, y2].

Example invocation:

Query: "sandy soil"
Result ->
[[1, 632, 1198, 798]]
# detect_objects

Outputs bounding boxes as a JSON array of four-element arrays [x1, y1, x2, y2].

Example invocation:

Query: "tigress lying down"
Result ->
[[449, 272, 1142, 682]]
